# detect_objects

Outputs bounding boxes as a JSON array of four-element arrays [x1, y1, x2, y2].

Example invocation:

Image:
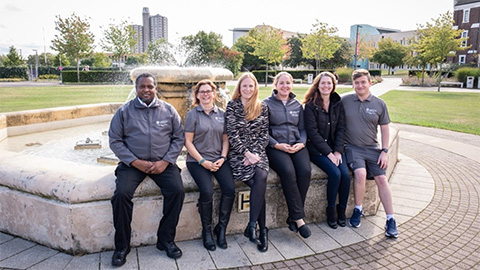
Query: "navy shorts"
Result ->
[[345, 144, 385, 180]]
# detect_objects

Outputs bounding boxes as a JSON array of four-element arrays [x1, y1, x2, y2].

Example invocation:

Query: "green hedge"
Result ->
[[61, 70, 131, 84], [252, 69, 334, 83], [0, 67, 28, 79], [455, 67, 480, 86], [369, 70, 381, 77]]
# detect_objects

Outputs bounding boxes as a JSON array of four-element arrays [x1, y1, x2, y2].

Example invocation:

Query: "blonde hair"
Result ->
[[273, 72, 293, 89], [232, 72, 262, 121], [192, 79, 217, 107], [303, 71, 337, 107]]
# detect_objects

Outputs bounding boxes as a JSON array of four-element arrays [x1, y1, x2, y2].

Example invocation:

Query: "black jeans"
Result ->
[[186, 161, 235, 202], [243, 167, 268, 229], [310, 153, 351, 208], [266, 147, 311, 220], [111, 162, 185, 251]]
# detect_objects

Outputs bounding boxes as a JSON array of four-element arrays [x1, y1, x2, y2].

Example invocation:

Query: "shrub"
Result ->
[[369, 69, 381, 77], [455, 67, 480, 86], [61, 70, 131, 84], [0, 67, 28, 79], [336, 67, 353, 83], [38, 74, 60, 80]]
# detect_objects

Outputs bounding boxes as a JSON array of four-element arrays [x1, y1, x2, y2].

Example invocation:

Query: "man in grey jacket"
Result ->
[[109, 73, 185, 266]]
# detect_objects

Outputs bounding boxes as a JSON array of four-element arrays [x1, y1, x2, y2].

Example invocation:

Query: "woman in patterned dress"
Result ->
[[225, 73, 270, 252]]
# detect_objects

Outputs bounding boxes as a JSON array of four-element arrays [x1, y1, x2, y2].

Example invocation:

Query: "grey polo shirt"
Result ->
[[184, 105, 226, 162], [342, 93, 390, 148]]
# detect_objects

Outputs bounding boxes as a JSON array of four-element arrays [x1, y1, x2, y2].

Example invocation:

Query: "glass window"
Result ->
[[463, 9, 470, 23]]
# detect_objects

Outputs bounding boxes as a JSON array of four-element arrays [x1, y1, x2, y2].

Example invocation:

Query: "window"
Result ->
[[463, 9, 470, 23], [461, 31, 469, 47], [459, 55, 466, 64]]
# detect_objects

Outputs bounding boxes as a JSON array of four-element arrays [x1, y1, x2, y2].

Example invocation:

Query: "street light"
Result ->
[[353, 25, 363, 70]]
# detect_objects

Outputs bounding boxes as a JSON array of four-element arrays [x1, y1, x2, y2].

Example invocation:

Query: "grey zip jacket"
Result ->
[[263, 90, 307, 148], [109, 97, 184, 166]]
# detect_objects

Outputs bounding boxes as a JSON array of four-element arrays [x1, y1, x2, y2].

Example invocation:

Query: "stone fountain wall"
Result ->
[[0, 103, 399, 254]]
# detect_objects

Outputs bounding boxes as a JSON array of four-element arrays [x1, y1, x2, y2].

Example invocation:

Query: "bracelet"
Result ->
[[198, 158, 206, 165], [220, 156, 227, 161]]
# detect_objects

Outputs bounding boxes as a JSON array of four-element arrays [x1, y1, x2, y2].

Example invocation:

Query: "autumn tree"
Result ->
[[248, 25, 287, 86], [414, 11, 467, 91], [372, 38, 408, 74], [301, 20, 341, 74], [232, 35, 264, 71], [101, 20, 136, 70], [51, 13, 95, 82], [3, 46, 24, 67], [283, 35, 315, 68]]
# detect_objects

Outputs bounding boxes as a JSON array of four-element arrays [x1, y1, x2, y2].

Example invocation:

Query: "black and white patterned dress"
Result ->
[[225, 99, 269, 182]]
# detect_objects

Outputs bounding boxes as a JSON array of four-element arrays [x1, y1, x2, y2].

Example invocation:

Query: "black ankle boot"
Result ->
[[198, 201, 216, 251], [257, 227, 268, 252], [337, 204, 346, 227], [213, 195, 234, 249], [244, 222, 258, 243], [327, 206, 338, 229]]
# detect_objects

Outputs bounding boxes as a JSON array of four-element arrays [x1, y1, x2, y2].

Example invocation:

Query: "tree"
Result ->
[[3, 46, 24, 66], [248, 25, 288, 86], [414, 11, 467, 91], [372, 38, 408, 74], [0, 55, 6, 67], [27, 52, 56, 66], [51, 13, 95, 82], [53, 54, 70, 67], [101, 20, 136, 70], [217, 46, 244, 75], [125, 54, 147, 66], [181, 31, 224, 65], [301, 20, 341, 74], [232, 35, 264, 71], [319, 37, 352, 69], [147, 38, 176, 65], [283, 35, 315, 68]]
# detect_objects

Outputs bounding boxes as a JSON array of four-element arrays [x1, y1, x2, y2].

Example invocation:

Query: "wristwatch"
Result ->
[[381, 148, 388, 153]]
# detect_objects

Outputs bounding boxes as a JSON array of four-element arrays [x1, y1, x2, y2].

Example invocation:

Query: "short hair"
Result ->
[[192, 79, 217, 107], [135, 73, 157, 87], [352, 69, 371, 82], [273, 72, 293, 88]]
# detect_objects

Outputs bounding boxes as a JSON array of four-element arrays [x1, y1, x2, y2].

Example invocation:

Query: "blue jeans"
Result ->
[[309, 154, 351, 208]]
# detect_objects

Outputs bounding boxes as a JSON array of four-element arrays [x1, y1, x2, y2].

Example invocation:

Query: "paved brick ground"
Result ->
[[229, 125, 480, 270]]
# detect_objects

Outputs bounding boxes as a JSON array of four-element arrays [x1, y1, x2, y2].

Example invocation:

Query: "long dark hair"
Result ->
[[302, 72, 337, 107]]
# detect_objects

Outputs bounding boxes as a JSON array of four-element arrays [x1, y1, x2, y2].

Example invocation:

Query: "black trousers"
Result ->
[[111, 162, 185, 251], [266, 147, 311, 220], [244, 167, 268, 229], [186, 161, 235, 202]]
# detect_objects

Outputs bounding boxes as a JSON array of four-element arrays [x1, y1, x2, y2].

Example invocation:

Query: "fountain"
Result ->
[[0, 67, 399, 255]]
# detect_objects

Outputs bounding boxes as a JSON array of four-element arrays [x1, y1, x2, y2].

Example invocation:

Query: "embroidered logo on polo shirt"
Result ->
[[289, 111, 299, 117], [365, 108, 377, 115]]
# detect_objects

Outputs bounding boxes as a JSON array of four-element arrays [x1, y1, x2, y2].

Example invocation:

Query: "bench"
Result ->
[[293, 78, 303, 84], [440, 81, 463, 88]]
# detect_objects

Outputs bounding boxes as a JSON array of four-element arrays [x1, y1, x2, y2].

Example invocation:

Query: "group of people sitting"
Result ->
[[108, 69, 398, 267]]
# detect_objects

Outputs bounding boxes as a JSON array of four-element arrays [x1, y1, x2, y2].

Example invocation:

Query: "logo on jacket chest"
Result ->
[[289, 111, 299, 117]]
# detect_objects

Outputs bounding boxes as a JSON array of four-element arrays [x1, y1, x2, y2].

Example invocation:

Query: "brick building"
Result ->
[[453, 0, 480, 65]]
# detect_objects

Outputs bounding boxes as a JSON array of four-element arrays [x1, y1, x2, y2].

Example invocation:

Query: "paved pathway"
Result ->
[[1, 79, 479, 269]]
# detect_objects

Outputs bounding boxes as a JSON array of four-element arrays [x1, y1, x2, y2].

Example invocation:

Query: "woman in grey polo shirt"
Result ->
[[185, 80, 235, 251]]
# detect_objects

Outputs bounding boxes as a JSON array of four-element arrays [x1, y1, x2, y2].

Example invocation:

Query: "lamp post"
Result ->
[[32, 49, 39, 79], [353, 25, 362, 70]]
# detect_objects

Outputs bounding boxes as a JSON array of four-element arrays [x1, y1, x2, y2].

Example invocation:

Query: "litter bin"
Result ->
[[466, 76, 474, 88], [307, 74, 313, 84]]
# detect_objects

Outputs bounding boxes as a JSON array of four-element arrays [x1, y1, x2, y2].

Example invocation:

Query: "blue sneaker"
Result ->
[[385, 218, 398, 238], [349, 208, 363, 228]]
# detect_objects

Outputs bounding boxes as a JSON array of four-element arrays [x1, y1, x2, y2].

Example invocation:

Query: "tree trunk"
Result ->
[[421, 67, 425, 85], [76, 59, 80, 82], [265, 63, 268, 87], [437, 65, 442, 92]]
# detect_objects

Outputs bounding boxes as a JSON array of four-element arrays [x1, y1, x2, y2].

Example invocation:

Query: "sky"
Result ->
[[0, 0, 454, 58]]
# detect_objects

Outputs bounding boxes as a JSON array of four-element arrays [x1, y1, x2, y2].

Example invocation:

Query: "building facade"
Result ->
[[453, 0, 480, 65], [130, 7, 168, 53]]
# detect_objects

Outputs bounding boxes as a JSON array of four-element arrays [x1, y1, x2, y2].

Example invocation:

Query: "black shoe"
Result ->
[[214, 195, 234, 249], [197, 200, 216, 251], [111, 247, 130, 266], [257, 227, 268, 252], [156, 241, 183, 259], [298, 224, 311, 238], [244, 223, 258, 244], [202, 229, 216, 251], [337, 205, 347, 227], [286, 217, 298, 233], [327, 206, 338, 229], [214, 224, 227, 249]]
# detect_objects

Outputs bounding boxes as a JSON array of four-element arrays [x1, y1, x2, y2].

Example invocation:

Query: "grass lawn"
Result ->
[[382, 90, 480, 135], [0, 85, 133, 113]]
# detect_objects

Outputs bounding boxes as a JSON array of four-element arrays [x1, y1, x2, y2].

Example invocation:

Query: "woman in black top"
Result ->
[[225, 72, 270, 252], [303, 72, 350, 229]]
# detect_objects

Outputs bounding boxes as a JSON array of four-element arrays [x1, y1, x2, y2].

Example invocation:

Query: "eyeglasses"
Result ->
[[199, 90, 213, 95]]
